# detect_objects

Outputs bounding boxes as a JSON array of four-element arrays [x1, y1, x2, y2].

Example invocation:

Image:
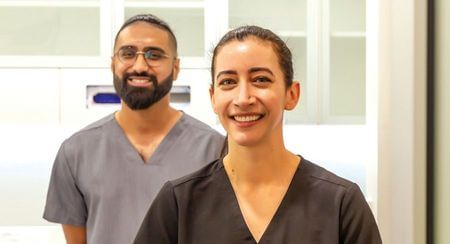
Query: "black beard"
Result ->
[[113, 71, 173, 110]]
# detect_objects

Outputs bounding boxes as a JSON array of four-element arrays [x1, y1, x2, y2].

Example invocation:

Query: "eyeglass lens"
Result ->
[[117, 47, 168, 67]]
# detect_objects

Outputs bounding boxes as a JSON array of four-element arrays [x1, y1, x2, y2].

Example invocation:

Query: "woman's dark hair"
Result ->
[[114, 14, 178, 56], [211, 25, 293, 89]]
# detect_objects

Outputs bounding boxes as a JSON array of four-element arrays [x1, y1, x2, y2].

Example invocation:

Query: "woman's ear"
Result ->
[[209, 85, 217, 114], [284, 81, 300, 111]]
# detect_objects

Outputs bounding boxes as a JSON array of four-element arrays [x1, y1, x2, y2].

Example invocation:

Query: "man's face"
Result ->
[[112, 70, 174, 110], [111, 21, 180, 110]]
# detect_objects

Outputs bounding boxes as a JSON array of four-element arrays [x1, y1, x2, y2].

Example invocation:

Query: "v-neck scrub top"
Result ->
[[135, 158, 382, 244], [43, 113, 226, 244]]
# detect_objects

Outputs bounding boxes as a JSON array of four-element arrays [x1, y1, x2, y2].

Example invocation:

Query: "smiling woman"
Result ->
[[134, 25, 382, 244], [210, 36, 298, 147]]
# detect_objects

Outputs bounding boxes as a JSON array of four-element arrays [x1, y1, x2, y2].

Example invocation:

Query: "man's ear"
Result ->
[[172, 58, 181, 81], [110, 56, 115, 73], [209, 85, 217, 114], [284, 81, 300, 111]]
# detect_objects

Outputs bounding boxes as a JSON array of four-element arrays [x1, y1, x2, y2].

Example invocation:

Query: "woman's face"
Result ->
[[210, 37, 299, 147]]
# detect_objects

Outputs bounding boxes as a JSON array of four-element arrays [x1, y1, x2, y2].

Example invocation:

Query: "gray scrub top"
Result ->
[[135, 157, 382, 244], [43, 112, 226, 244]]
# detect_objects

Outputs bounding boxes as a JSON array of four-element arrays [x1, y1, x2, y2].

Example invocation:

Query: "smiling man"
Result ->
[[43, 14, 226, 244]]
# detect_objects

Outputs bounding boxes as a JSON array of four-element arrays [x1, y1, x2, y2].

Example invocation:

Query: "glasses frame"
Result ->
[[113, 47, 173, 67]]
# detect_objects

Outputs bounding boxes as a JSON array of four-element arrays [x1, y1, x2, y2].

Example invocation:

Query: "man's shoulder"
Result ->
[[63, 113, 116, 144], [181, 113, 221, 136]]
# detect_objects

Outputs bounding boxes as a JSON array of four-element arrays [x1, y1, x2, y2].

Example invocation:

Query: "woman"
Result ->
[[134, 25, 382, 244]]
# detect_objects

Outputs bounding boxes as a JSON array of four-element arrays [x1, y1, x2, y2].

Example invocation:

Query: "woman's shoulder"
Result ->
[[299, 157, 357, 191], [168, 158, 224, 188]]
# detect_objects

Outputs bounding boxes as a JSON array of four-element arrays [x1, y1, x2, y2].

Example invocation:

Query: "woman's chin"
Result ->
[[229, 133, 263, 148]]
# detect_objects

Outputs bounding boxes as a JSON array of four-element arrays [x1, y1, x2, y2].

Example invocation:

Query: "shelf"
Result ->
[[124, 1, 204, 8], [0, 56, 109, 68], [278, 31, 307, 38], [0, 0, 99, 7], [330, 32, 366, 38]]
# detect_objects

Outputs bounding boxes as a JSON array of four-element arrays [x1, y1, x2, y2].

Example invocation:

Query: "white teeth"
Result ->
[[234, 115, 261, 122], [129, 79, 149, 83]]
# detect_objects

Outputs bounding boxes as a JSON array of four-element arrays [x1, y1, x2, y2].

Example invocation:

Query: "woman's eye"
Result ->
[[218, 79, 236, 86], [254, 76, 272, 84]]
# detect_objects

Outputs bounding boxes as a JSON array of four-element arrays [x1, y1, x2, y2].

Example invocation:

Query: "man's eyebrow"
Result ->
[[216, 70, 237, 80], [143, 46, 166, 53], [118, 45, 166, 53], [248, 67, 274, 75]]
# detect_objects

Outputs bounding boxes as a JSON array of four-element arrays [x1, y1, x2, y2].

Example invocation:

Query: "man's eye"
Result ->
[[120, 50, 135, 59], [145, 51, 164, 60]]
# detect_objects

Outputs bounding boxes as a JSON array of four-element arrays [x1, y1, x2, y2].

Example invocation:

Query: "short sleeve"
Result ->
[[134, 181, 178, 244], [339, 183, 382, 244], [43, 142, 87, 226]]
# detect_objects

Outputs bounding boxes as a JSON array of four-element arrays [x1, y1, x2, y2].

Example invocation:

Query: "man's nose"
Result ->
[[132, 53, 150, 73]]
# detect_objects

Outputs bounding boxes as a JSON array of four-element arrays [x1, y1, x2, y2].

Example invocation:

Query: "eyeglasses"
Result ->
[[114, 47, 172, 67]]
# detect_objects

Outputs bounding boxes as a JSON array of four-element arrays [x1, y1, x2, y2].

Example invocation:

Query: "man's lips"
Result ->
[[127, 76, 153, 87]]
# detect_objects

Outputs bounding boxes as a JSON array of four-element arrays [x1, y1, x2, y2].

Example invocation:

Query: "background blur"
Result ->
[[0, 0, 447, 244]]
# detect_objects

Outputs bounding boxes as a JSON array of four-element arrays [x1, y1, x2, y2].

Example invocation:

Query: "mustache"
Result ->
[[123, 72, 158, 85]]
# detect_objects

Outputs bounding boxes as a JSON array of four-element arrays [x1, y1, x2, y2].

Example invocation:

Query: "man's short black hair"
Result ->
[[113, 14, 178, 56]]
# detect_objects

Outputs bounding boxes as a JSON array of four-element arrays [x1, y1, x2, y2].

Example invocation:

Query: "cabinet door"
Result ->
[[0, 68, 59, 124], [0, 3, 101, 56], [324, 0, 366, 123], [59, 68, 115, 126], [124, 0, 205, 58]]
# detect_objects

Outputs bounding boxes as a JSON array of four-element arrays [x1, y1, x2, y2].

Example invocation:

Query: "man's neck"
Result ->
[[115, 98, 181, 135], [114, 98, 182, 162]]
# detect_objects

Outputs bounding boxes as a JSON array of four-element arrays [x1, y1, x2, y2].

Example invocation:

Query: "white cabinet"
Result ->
[[0, 0, 367, 125], [0, 0, 107, 68], [325, 0, 366, 123], [59, 68, 114, 126], [124, 1, 206, 57], [0, 1, 101, 56], [0, 68, 59, 124]]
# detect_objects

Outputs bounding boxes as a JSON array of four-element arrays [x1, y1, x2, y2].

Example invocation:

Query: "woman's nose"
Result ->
[[233, 83, 255, 107]]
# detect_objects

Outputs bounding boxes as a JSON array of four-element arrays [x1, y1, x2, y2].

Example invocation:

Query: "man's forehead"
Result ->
[[116, 22, 170, 46], [121, 22, 168, 36]]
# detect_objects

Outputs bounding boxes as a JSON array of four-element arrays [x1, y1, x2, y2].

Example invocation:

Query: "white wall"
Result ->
[[435, 0, 450, 242], [377, 0, 427, 243]]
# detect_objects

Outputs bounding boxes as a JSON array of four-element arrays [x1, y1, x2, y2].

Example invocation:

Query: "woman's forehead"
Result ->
[[215, 38, 278, 67], [219, 37, 273, 53]]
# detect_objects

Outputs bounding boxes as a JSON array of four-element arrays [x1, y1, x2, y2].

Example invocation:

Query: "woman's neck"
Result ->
[[224, 139, 300, 186]]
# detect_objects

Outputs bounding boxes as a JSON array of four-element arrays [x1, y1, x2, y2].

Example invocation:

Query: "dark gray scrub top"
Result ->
[[43, 113, 226, 244], [135, 158, 382, 244]]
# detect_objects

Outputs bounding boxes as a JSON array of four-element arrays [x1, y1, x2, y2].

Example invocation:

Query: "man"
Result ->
[[43, 14, 226, 244]]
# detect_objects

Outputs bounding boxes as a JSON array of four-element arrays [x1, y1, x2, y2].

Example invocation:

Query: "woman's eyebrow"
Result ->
[[216, 70, 237, 80], [248, 67, 274, 75]]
